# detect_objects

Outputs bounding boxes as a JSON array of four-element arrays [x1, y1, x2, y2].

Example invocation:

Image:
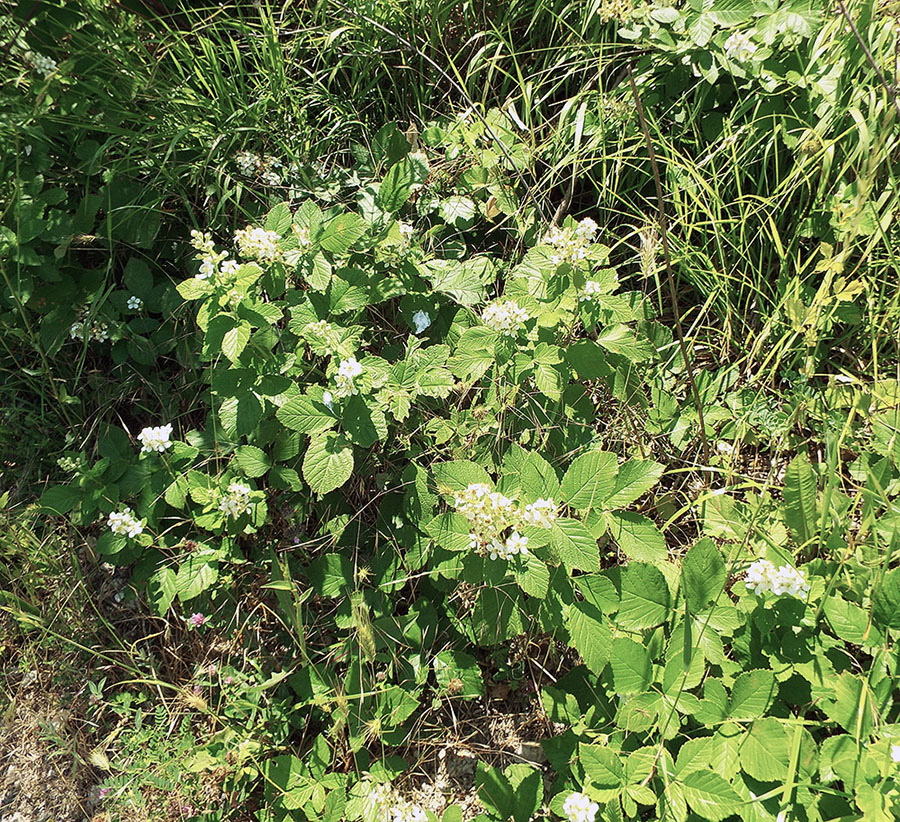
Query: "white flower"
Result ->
[[292, 224, 312, 248], [724, 30, 757, 62], [523, 498, 558, 528], [234, 226, 283, 264], [91, 322, 109, 342], [744, 559, 809, 598], [26, 51, 57, 78], [322, 391, 334, 411], [138, 424, 174, 454], [575, 217, 598, 242], [69, 321, 87, 341], [482, 300, 528, 336], [334, 357, 363, 398], [543, 218, 598, 267], [220, 259, 241, 277], [579, 280, 605, 303], [412, 310, 431, 334], [107, 507, 143, 539], [219, 481, 252, 519], [126, 296, 143, 311], [235, 151, 260, 176], [490, 531, 527, 559], [563, 791, 599, 822], [398, 221, 415, 242], [891, 744, 900, 763]]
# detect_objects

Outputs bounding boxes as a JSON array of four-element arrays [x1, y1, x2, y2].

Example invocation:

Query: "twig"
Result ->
[[626, 63, 710, 465]]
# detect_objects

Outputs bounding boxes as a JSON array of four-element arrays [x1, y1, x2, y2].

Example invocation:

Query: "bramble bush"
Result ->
[[35, 124, 900, 822]]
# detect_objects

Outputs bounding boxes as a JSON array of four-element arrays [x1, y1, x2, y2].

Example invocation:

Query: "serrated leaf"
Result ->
[[728, 670, 775, 720], [682, 538, 725, 612], [607, 511, 668, 564], [603, 459, 664, 509], [433, 460, 494, 494], [176, 555, 219, 601], [566, 601, 612, 675], [617, 562, 670, 629], [871, 566, 900, 629], [783, 453, 818, 546], [826, 672, 876, 738], [342, 395, 387, 448], [265, 201, 293, 234], [595, 323, 655, 363], [560, 450, 618, 510], [439, 196, 476, 228], [610, 636, 652, 694], [376, 157, 425, 213], [319, 214, 366, 255], [147, 566, 177, 616], [513, 552, 550, 598], [739, 718, 791, 782], [276, 395, 336, 434], [551, 518, 600, 572], [234, 445, 271, 478], [580, 744, 624, 788], [176, 277, 213, 301], [302, 433, 353, 495], [680, 769, 742, 821], [222, 321, 251, 363]]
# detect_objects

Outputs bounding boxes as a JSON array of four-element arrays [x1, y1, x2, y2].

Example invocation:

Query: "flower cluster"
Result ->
[[361, 780, 427, 822], [481, 300, 528, 336], [744, 559, 810, 598], [398, 221, 415, 243], [453, 483, 544, 561], [543, 218, 599, 267], [292, 224, 312, 248], [126, 295, 143, 311], [138, 424, 173, 454], [187, 613, 206, 628], [107, 508, 143, 539], [25, 51, 57, 77], [563, 792, 599, 822], [189, 230, 240, 281], [579, 280, 606, 303], [522, 498, 558, 528], [69, 317, 110, 343], [334, 357, 363, 398], [218, 481, 252, 519], [234, 226, 283, 265], [234, 151, 284, 185], [724, 30, 757, 62], [412, 310, 431, 334]]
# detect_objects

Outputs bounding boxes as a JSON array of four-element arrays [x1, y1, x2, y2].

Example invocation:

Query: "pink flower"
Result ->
[[187, 613, 206, 627]]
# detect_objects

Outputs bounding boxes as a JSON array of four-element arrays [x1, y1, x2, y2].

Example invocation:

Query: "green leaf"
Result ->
[[560, 450, 618, 511], [520, 451, 561, 500], [476, 763, 515, 820], [617, 562, 670, 630], [433, 650, 483, 699], [783, 453, 818, 546], [610, 636, 652, 694], [680, 770, 742, 821], [550, 518, 600, 572], [688, 12, 715, 46], [433, 460, 493, 495], [307, 553, 352, 597], [426, 512, 472, 552], [580, 743, 624, 788], [871, 566, 900, 629], [302, 433, 353, 495], [826, 672, 876, 738], [176, 555, 219, 601], [565, 340, 614, 380], [147, 566, 177, 616], [376, 157, 425, 213], [824, 593, 882, 644], [422, 258, 491, 306], [682, 538, 725, 612], [728, 670, 775, 720], [276, 395, 336, 435], [595, 324, 655, 363], [606, 511, 668, 564], [342, 395, 388, 448], [265, 201, 293, 234], [566, 601, 612, 675], [603, 460, 664, 509], [176, 277, 213, 301], [513, 552, 550, 598], [739, 718, 791, 782], [123, 258, 153, 299], [38, 485, 80, 515], [222, 321, 251, 363], [439, 196, 476, 229], [235, 445, 271, 478], [319, 214, 367, 255]]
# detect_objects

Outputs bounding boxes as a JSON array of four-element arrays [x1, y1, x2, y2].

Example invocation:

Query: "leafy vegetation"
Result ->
[[1, 0, 899, 821]]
